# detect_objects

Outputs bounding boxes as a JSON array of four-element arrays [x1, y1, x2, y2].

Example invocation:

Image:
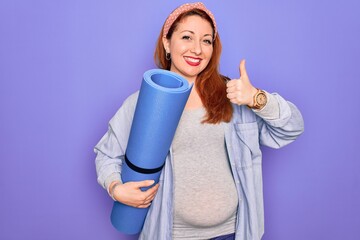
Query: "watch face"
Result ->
[[257, 93, 267, 105]]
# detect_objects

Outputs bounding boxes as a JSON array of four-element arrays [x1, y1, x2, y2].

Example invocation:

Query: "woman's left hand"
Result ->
[[226, 59, 258, 106]]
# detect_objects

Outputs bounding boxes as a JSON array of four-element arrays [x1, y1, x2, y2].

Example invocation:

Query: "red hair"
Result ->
[[154, 10, 233, 124]]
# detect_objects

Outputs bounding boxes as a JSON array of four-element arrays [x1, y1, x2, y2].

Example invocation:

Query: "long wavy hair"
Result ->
[[154, 9, 233, 124]]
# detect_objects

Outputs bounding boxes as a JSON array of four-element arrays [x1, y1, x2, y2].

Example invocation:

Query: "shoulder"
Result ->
[[109, 91, 139, 126], [123, 91, 139, 109], [119, 91, 140, 115]]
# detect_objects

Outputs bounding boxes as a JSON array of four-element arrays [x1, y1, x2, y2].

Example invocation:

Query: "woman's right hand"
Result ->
[[110, 180, 160, 208]]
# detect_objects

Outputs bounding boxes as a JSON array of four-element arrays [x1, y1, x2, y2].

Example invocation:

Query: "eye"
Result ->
[[182, 35, 191, 40], [203, 39, 212, 45]]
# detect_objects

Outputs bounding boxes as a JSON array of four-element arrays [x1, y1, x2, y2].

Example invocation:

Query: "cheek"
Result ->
[[207, 47, 214, 57], [204, 48, 213, 62], [173, 44, 188, 55], [169, 40, 180, 52]]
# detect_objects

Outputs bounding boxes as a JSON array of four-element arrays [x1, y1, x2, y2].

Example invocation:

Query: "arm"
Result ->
[[94, 92, 159, 207], [226, 60, 304, 148], [254, 92, 304, 148], [94, 125, 124, 191]]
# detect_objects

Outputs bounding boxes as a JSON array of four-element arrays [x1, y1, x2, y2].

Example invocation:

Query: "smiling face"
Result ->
[[162, 15, 214, 83]]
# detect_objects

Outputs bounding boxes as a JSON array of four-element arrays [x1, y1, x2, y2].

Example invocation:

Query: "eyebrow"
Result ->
[[180, 30, 213, 38]]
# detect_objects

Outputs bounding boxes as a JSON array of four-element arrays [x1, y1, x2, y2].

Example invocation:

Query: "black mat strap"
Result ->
[[125, 154, 165, 174]]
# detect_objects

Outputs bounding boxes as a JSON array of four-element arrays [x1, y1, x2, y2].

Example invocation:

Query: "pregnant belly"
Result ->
[[174, 182, 238, 227]]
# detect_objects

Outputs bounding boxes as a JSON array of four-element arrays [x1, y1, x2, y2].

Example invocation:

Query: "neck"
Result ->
[[185, 86, 203, 110]]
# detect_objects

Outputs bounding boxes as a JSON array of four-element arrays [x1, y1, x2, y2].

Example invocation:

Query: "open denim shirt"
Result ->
[[95, 91, 304, 240]]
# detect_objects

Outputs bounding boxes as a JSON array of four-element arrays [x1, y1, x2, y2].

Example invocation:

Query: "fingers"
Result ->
[[226, 80, 240, 92], [226, 92, 239, 101], [135, 184, 159, 208], [137, 203, 152, 208], [135, 183, 159, 208], [135, 180, 155, 188], [142, 184, 159, 202], [226, 80, 243, 101], [144, 183, 159, 198], [114, 180, 160, 208], [226, 79, 237, 88], [135, 180, 158, 201]]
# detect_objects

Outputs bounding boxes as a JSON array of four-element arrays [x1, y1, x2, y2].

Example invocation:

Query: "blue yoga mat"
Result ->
[[111, 69, 192, 234]]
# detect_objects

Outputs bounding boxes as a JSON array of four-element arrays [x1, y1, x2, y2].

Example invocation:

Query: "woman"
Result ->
[[95, 2, 304, 240]]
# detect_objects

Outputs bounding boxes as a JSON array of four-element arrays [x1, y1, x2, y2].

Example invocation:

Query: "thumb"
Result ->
[[135, 180, 155, 188], [239, 59, 248, 79]]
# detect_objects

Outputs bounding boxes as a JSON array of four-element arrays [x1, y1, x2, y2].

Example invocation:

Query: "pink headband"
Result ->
[[162, 2, 217, 39]]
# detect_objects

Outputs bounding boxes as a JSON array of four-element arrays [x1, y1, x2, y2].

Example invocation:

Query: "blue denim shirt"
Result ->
[[95, 92, 304, 240]]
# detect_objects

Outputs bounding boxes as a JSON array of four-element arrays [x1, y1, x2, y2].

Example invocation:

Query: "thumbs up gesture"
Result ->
[[226, 60, 258, 106]]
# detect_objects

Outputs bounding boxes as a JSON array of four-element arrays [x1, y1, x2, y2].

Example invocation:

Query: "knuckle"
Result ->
[[228, 81, 235, 87]]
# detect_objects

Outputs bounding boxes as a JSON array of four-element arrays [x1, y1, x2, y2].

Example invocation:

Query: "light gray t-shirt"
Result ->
[[172, 107, 238, 240]]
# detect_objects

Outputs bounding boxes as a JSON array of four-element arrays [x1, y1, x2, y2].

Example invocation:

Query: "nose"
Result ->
[[191, 41, 202, 55]]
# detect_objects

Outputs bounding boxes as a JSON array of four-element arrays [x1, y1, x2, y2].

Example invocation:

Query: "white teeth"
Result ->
[[185, 57, 200, 63]]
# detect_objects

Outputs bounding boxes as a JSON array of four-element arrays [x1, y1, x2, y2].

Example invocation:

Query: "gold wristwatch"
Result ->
[[249, 88, 267, 110]]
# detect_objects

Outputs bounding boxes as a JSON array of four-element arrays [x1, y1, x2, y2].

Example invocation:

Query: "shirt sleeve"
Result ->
[[94, 126, 124, 190], [94, 92, 138, 191], [255, 92, 304, 149]]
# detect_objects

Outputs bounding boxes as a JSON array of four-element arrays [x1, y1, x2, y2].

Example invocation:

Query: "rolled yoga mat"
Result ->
[[111, 69, 192, 234]]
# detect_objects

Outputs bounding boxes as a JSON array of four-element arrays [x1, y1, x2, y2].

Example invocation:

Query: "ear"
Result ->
[[162, 36, 170, 53]]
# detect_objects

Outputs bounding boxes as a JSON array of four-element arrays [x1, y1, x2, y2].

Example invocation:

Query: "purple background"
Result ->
[[0, 0, 359, 239]]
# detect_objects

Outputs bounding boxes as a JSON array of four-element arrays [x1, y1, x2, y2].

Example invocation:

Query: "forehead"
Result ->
[[175, 15, 213, 33]]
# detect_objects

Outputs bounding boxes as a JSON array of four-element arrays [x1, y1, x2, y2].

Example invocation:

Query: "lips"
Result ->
[[184, 56, 201, 66]]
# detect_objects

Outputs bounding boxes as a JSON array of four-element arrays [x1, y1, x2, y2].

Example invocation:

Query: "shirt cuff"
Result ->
[[253, 91, 280, 120], [105, 172, 122, 194]]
